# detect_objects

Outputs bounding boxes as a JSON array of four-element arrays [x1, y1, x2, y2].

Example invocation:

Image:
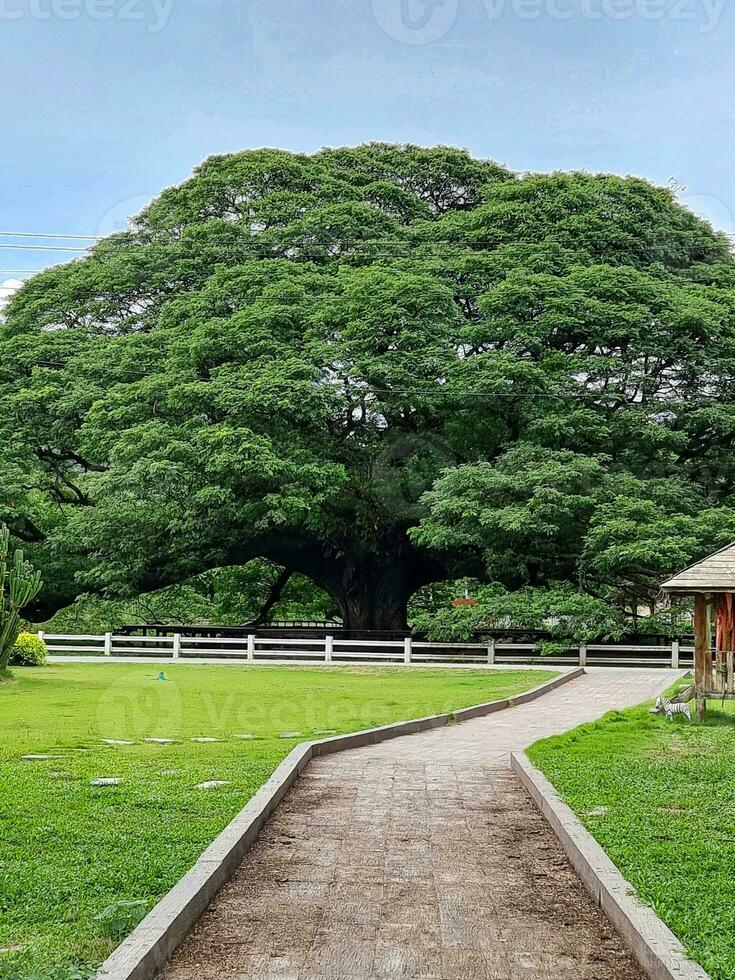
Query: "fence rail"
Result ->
[[37, 631, 694, 668]]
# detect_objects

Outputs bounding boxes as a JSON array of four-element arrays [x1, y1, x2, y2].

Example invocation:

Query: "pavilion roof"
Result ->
[[662, 541, 735, 594]]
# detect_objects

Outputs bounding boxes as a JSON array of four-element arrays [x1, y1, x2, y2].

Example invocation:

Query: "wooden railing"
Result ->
[[38, 632, 694, 668]]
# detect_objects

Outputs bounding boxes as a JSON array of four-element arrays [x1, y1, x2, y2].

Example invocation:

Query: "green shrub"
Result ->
[[537, 640, 572, 657], [93, 900, 148, 941], [11, 632, 47, 666]]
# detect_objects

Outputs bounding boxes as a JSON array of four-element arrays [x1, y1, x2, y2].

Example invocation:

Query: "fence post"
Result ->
[[37, 629, 45, 643], [247, 634, 255, 663], [404, 636, 412, 664], [579, 642, 587, 667], [325, 634, 333, 663], [172, 633, 181, 660], [486, 638, 495, 665], [671, 639, 679, 669], [104, 632, 112, 657]]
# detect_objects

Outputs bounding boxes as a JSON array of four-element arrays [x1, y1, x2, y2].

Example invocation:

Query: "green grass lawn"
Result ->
[[0, 662, 552, 979], [529, 680, 735, 980]]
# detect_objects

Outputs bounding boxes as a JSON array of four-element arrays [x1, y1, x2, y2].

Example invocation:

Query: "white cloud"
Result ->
[[0, 278, 24, 310]]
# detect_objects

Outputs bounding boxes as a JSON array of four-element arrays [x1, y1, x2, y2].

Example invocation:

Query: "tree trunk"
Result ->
[[339, 580, 412, 631], [324, 545, 445, 632], [228, 532, 447, 633]]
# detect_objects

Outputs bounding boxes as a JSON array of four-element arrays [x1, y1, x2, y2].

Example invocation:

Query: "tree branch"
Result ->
[[9, 517, 46, 543], [247, 566, 294, 626], [38, 447, 107, 472]]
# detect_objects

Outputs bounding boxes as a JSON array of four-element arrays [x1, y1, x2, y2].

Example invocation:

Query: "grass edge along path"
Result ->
[[1, 662, 554, 980], [528, 677, 735, 980]]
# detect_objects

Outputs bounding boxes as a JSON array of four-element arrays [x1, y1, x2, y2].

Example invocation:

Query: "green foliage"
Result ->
[[0, 525, 43, 673], [580, 495, 735, 610], [414, 449, 735, 615], [0, 661, 551, 975], [11, 632, 46, 666], [40, 563, 335, 634], [93, 901, 148, 942], [483, 583, 626, 644], [6, 966, 97, 980], [411, 579, 625, 644], [410, 600, 488, 643], [2, 144, 735, 628], [412, 445, 608, 587], [529, 697, 735, 979]]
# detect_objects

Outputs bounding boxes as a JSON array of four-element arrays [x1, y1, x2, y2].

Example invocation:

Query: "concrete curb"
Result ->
[[511, 751, 710, 980], [96, 668, 582, 980]]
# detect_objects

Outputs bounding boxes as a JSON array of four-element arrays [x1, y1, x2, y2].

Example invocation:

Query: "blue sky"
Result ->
[[1, 0, 733, 289]]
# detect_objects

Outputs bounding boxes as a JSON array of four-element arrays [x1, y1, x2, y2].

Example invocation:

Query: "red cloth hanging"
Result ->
[[715, 593, 735, 653]]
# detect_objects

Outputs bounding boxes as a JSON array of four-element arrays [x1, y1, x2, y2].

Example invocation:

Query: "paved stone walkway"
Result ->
[[162, 668, 679, 980]]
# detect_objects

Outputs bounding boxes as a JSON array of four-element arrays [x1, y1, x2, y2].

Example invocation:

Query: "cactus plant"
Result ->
[[0, 524, 43, 674]]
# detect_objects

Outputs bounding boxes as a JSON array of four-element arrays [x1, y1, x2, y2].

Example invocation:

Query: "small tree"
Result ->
[[0, 525, 42, 675]]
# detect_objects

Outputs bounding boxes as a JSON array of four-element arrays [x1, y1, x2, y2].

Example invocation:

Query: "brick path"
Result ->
[[162, 668, 679, 980]]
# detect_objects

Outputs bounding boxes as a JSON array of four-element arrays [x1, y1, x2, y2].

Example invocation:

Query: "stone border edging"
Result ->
[[510, 751, 710, 980], [96, 667, 582, 980]]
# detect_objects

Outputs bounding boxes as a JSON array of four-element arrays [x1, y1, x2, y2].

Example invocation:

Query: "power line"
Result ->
[[2, 246, 731, 267], [7, 357, 730, 404], [3, 237, 731, 247], [0, 233, 733, 254], [0, 242, 92, 252], [0, 222, 733, 242], [0, 231, 101, 240]]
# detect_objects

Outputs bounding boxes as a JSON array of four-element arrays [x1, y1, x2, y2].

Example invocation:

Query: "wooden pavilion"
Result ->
[[662, 542, 735, 719]]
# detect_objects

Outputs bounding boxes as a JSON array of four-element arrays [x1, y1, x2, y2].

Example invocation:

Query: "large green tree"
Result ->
[[3, 143, 735, 629]]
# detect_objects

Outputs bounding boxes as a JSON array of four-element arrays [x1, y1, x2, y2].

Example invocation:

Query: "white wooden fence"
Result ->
[[38, 632, 694, 668]]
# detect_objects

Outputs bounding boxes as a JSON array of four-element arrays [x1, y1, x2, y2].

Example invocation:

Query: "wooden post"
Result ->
[[486, 638, 495, 665], [104, 632, 112, 657], [172, 633, 180, 660], [324, 634, 333, 663], [247, 634, 255, 663], [403, 636, 412, 664], [693, 594, 708, 721], [578, 642, 587, 667], [671, 639, 679, 670]]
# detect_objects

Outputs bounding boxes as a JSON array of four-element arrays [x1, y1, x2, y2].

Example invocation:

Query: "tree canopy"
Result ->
[[3, 143, 735, 631]]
